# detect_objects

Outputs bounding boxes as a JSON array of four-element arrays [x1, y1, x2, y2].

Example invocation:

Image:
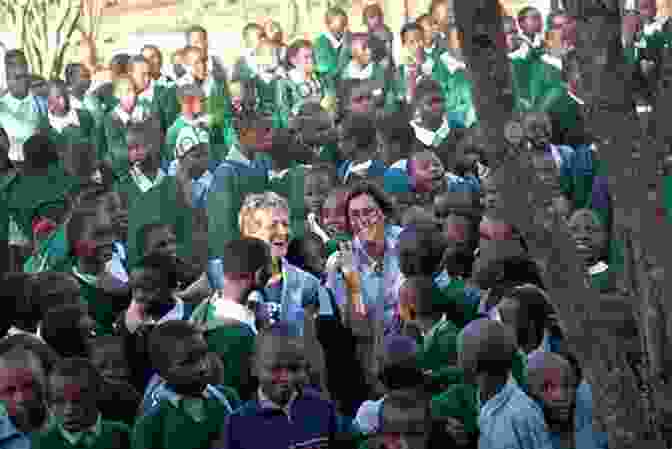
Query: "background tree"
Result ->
[[454, 0, 671, 446], [0, 0, 82, 79]]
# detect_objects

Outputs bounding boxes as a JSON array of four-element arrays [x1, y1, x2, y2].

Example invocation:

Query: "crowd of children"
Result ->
[[0, 0, 669, 447]]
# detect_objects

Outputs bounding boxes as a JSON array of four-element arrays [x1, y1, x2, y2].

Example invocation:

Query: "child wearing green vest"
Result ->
[[45, 81, 100, 155], [128, 55, 179, 135], [165, 84, 223, 171], [279, 40, 331, 120], [341, 34, 390, 111], [131, 320, 239, 449], [101, 75, 160, 177], [0, 64, 48, 165], [176, 46, 235, 159], [190, 238, 271, 400], [32, 357, 131, 449], [313, 7, 352, 87]]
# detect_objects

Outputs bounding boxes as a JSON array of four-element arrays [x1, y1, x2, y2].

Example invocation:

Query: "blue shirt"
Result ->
[[479, 378, 554, 449], [548, 381, 609, 449], [218, 388, 355, 449], [0, 414, 29, 449]]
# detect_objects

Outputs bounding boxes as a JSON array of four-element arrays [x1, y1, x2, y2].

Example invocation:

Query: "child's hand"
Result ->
[[124, 301, 146, 333], [445, 417, 470, 447]]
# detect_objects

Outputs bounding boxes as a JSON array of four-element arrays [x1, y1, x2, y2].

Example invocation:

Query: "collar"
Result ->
[[72, 265, 98, 286], [588, 261, 609, 276], [258, 387, 298, 416], [48, 108, 80, 133], [479, 375, 516, 413], [345, 61, 374, 80], [226, 142, 252, 166], [182, 113, 211, 128], [307, 213, 330, 243], [519, 32, 544, 49], [288, 68, 316, 85], [129, 165, 166, 193], [440, 52, 466, 74], [422, 313, 447, 338], [163, 384, 220, 423], [141, 297, 185, 325], [209, 293, 258, 333], [177, 73, 215, 96], [137, 81, 155, 103], [323, 31, 344, 49], [643, 16, 668, 36], [57, 414, 102, 447], [3, 93, 35, 113], [344, 159, 373, 183], [567, 88, 584, 105], [164, 385, 213, 407], [410, 118, 451, 147], [70, 96, 84, 110], [541, 53, 562, 69], [114, 103, 148, 126]]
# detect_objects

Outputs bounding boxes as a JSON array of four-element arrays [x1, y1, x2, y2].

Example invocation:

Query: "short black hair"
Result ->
[[0, 334, 60, 375], [49, 357, 103, 396], [242, 22, 264, 37], [30, 271, 81, 321], [405, 275, 439, 318], [133, 252, 179, 290], [5, 49, 27, 67], [109, 53, 131, 75], [517, 6, 541, 20], [66, 207, 99, 254], [221, 238, 271, 275], [140, 44, 161, 55], [339, 113, 377, 148], [398, 226, 447, 277], [344, 181, 396, 234], [460, 319, 516, 377], [47, 79, 68, 93], [400, 22, 423, 43], [0, 272, 34, 335], [186, 25, 208, 43], [24, 133, 59, 169], [149, 320, 201, 372], [254, 321, 303, 358], [176, 83, 206, 99], [41, 303, 91, 359], [325, 6, 347, 21], [497, 284, 553, 350], [379, 336, 425, 390]]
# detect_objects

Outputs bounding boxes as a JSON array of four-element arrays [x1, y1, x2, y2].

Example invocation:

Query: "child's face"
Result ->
[[243, 208, 290, 259], [144, 225, 178, 258], [521, 12, 543, 34], [255, 337, 308, 406], [327, 15, 347, 37], [304, 172, 333, 216], [90, 340, 131, 384], [322, 191, 349, 236], [531, 153, 561, 196], [0, 354, 45, 432], [181, 95, 204, 117], [7, 67, 31, 99], [639, 0, 657, 20], [410, 151, 445, 192], [99, 192, 128, 240], [130, 61, 151, 94], [245, 28, 265, 50], [240, 119, 274, 152], [442, 214, 474, 253], [47, 85, 69, 116], [130, 267, 168, 309], [418, 17, 438, 46], [568, 210, 607, 265], [379, 400, 430, 449], [504, 21, 521, 51], [366, 13, 383, 31], [403, 30, 423, 53], [127, 141, 148, 166], [48, 375, 98, 433], [292, 47, 314, 71], [115, 80, 137, 113], [346, 86, 374, 116], [181, 143, 210, 179], [69, 65, 92, 96], [524, 116, 552, 150], [161, 333, 210, 395], [141, 47, 163, 78], [352, 39, 372, 66], [416, 90, 445, 130], [186, 53, 208, 81], [531, 362, 577, 426]]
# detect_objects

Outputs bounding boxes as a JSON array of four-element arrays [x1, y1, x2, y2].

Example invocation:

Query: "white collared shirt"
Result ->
[[344, 61, 374, 80], [129, 165, 166, 193], [410, 118, 451, 147], [323, 31, 344, 49], [48, 108, 80, 133]]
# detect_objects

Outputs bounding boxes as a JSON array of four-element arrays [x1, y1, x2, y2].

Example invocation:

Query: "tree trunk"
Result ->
[[454, 0, 667, 446]]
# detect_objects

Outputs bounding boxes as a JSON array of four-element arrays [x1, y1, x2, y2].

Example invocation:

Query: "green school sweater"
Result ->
[[313, 33, 352, 84], [131, 394, 231, 449], [32, 420, 131, 449], [73, 267, 119, 336], [190, 302, 256, 399], [434, 279, 480, 330], [432, 61, 477, 128], [47, 109, 100, 151], [418, 317, 460, 392], [164, 116, 228, 166], [148, 83, 179, 134], [201, 78, 236, 151]]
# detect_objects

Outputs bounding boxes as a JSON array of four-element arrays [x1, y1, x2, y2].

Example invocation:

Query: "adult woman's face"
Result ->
[[348, 193, 385, 240], [244, 208, 290, 259], [322, 191, 349, 236]]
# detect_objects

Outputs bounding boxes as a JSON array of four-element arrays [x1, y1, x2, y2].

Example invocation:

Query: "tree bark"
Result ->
[[455, 0, 667, 446]]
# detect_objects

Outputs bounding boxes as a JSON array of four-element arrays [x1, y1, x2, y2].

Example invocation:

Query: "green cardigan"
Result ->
[[164, 115, 229, 166], [32, 419, 131, 449], [313, 32, 352, 84], [131, 394, 232, 449]]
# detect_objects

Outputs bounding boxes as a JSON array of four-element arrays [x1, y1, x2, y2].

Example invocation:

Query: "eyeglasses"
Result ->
[[349, 206, 379, 222]]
